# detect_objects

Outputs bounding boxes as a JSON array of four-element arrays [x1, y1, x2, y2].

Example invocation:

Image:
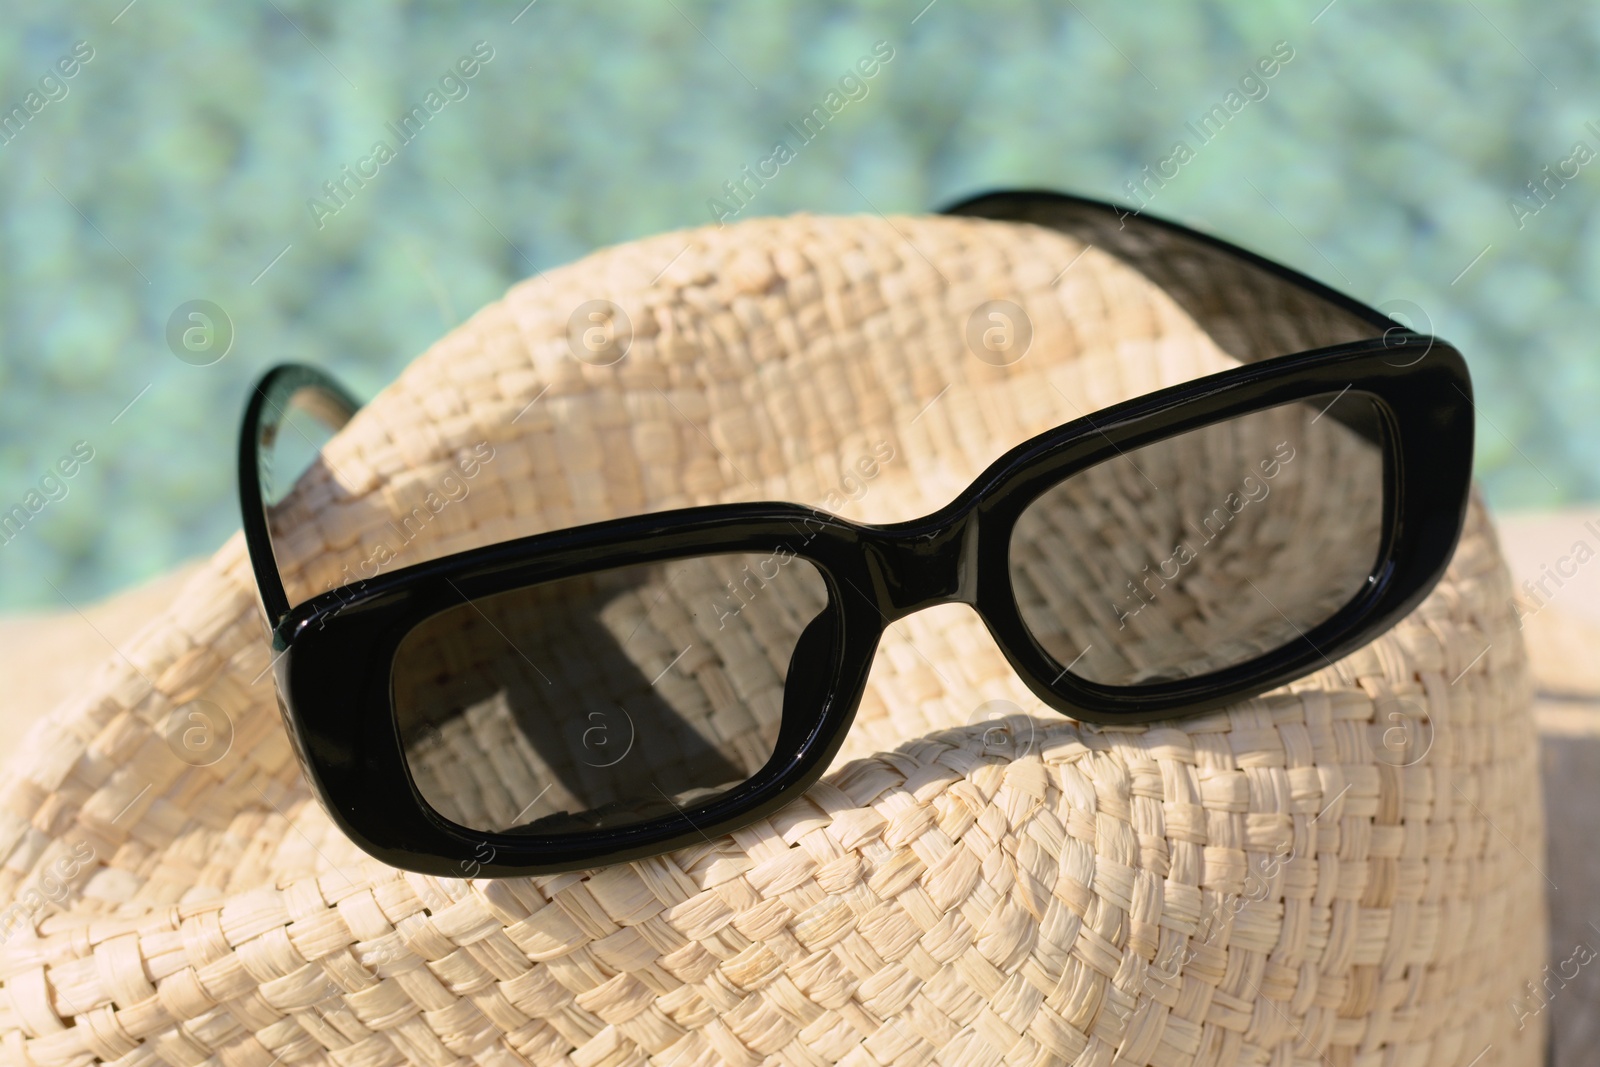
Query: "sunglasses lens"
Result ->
[[391, 551, 829, 835], [1010, 391, 1386, 686]]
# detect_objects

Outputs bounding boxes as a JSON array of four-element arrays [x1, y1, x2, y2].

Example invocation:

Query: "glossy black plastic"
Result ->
[[239, 190, 1474, 877]]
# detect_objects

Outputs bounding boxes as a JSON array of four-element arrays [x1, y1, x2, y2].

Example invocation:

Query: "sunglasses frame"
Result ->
[[240, 193, 1474, 877]]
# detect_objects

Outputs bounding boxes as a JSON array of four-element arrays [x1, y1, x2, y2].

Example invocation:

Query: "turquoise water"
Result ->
[[0, 1, 1594, 611]]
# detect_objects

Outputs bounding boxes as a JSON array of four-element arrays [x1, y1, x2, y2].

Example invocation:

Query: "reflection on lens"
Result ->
[[1009, 392, 1385, 686], [392, 552, 828, 834]]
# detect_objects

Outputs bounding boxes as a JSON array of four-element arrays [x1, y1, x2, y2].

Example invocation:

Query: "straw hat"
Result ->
[[0, 208, 1546, 1067]]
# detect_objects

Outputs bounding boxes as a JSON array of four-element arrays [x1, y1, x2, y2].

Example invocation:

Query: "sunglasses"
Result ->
[[239, 190, 1473, 877]]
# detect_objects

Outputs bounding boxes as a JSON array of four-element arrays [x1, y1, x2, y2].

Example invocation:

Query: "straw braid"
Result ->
[[0, 213, 1544, 1067]]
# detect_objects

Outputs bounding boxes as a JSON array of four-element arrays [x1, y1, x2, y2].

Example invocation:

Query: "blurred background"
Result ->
[[0, 0, 1593, 609]]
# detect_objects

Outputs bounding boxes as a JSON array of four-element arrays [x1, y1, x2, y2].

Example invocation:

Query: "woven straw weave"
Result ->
[[0, 212, 1545, 1067]]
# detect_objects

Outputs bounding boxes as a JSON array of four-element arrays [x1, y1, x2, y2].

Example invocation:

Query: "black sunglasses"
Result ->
[[239, 189, 1473, 877]]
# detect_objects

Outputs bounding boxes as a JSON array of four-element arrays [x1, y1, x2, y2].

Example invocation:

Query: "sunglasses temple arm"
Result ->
[[237, 363, 363, 630]]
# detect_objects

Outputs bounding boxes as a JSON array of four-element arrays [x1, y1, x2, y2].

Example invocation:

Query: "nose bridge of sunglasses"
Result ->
[[861, 512, 980, 620]]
